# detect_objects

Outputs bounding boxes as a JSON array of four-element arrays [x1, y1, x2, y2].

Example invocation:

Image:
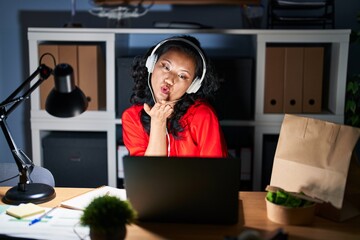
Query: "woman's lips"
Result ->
[[161, 85, 170, 95]]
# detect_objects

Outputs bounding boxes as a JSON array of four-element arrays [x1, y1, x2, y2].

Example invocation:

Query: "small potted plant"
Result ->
[[80, 195, 137, 240]]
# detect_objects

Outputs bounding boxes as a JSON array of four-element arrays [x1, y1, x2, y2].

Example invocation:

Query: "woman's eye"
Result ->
[[161, 63, 170, 71], [178, 74, 189, 80]]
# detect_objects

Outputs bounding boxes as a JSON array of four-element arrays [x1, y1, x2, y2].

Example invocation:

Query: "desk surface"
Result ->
[[1, 187, 359, 240]]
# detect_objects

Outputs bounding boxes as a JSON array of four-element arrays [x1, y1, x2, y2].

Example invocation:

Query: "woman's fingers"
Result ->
[[144, 102, 173, 119], [144, 103, 151, 115]]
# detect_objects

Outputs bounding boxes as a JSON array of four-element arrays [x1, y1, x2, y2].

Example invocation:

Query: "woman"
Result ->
[[122, 35, 228, 157]]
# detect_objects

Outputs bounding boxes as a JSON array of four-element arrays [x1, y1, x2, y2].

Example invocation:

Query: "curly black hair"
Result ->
[[129, 35, 222, 138]]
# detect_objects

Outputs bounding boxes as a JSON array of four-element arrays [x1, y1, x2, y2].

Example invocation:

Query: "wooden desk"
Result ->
[[1, 187, 359, 240]]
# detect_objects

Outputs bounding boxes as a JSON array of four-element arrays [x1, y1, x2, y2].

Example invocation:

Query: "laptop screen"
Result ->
[[123, 156, 240, 224]]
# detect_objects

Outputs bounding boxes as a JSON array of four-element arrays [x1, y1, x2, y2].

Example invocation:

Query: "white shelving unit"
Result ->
[[28, 28, 350, 190]]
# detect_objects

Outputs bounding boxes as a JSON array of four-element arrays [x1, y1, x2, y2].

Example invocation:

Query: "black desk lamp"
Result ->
[[0, 53, 88, 204]]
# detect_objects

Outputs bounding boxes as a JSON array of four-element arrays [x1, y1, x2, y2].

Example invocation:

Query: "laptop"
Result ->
[[122, 156, 240, 225]]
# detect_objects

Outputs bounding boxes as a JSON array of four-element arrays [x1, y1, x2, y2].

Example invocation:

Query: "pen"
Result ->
[[29, 206, 58, 226]]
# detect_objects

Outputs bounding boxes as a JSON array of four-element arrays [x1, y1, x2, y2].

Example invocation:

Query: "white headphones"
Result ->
[[145, 37, 207, 94]]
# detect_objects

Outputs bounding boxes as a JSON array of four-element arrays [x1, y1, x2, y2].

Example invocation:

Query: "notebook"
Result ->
[[122, 156, 240, 224]]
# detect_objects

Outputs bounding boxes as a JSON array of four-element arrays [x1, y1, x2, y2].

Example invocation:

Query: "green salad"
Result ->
[[266, 189, 315, 208]]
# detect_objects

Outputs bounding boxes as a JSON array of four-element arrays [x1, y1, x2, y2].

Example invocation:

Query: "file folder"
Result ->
[[264, 47, 285, 113], [283, 47, 303, 113], [303, 47, 324, 113], [78, 45, 106, 110]]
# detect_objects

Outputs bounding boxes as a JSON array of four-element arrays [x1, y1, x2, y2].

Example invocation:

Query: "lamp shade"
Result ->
[[45, 63, 88, 118]]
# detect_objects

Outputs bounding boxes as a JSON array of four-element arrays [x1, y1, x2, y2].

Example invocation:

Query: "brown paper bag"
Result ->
[[270, 114, 360, 221]]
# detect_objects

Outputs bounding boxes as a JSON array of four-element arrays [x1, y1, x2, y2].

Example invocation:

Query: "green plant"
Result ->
[[346, 11, 360, 127], [80, 195, 137, 233], [345, 74, 360, 127]]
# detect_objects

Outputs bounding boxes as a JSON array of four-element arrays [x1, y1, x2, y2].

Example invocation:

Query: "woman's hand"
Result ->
[[143, 100, 174, 156], [143, 101, 174, 123]]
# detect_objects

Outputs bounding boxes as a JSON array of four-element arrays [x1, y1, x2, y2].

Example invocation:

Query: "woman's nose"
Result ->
[[165, 76, 174, 85]]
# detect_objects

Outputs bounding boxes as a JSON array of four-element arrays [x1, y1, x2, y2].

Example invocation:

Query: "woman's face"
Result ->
[[150, 48, 196, 103]]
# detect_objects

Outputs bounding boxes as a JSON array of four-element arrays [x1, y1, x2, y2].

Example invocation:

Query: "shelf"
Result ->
[[28, 28, 350, 190], [93, 0, 261, 5], [268, 0, 334, 29], [273, 0, 328, 9]]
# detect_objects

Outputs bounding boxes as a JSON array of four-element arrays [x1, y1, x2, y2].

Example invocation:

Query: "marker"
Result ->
[[29, 206, 57, 226]]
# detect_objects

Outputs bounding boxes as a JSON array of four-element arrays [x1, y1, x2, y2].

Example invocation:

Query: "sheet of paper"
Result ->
[[0, 207, 89, 240], [60, 185, 127, 210], [0, 205, 9, 214]]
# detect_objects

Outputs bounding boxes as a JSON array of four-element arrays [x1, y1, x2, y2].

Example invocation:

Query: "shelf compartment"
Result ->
[[42, 131, 108, 188], [268, 0, 335, 29], [264, 43, 327, 114]]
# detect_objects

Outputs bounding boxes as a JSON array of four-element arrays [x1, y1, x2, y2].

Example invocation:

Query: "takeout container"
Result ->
[[264, 186, 321, 225], [265, 197, 317, 225]]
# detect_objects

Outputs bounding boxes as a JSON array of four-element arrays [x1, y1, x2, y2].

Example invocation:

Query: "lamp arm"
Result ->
[[0, 117, 33, 189], [0, 64, 52, 118], [0, 64, 52, 190]]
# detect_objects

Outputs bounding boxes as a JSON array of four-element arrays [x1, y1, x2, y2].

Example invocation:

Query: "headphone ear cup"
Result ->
[[186, 77, 201, 94], [145, 54, 157, 73]]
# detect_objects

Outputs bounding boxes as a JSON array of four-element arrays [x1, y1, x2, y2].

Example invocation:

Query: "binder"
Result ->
[[302, 47, 324, 113], [38, 44, 59, 109], [78, 45, 106, 110], [283, 47, 303, 113], [264, 47, 285, 113]]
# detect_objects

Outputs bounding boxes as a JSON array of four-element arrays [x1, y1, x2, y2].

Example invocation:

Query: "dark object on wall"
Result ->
[[43, 131, 107, 188], [63, 0, 83, 27], [116, 57, 134, 118], [241, 4, 265, 29], [153, 21, 212, 29], [267, 0, 335, 29], [212, 58, 254, 121], [261, 134, 279, 191]]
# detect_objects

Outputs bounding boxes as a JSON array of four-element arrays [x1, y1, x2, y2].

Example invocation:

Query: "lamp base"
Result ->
[[3, 183, 56, 205]]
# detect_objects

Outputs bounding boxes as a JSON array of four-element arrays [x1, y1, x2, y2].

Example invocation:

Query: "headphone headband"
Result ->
[[145, 37, 207, 94]]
